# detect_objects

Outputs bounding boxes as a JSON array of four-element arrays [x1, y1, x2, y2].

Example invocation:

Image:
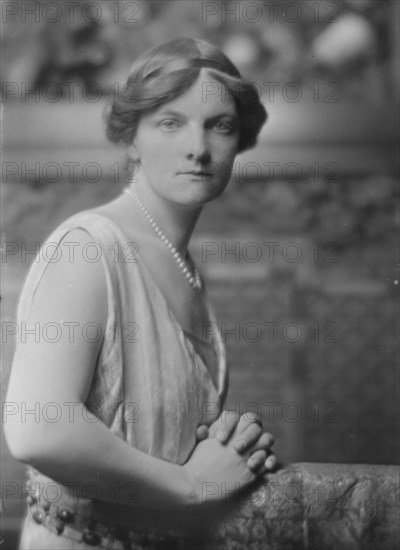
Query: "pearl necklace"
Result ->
[[123, 188, 202, 291]]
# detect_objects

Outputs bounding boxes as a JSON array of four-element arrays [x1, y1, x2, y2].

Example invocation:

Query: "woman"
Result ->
[[5, 37, 276, 549]]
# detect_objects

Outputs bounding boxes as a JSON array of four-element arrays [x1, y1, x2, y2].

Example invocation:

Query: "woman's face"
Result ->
[[128, 69, 240, 207]]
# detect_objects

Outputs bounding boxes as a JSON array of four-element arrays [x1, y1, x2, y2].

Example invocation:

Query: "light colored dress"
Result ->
[[16, 209, 228, 549]]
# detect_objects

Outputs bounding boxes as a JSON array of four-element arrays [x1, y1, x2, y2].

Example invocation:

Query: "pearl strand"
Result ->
[[123, 188, 202, 291]]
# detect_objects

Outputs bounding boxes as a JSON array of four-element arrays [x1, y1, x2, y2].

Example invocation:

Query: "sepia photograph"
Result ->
[[1, 1, 399, 549]]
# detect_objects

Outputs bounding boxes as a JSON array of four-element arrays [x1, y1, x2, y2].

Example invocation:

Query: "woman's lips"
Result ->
[[180, 171, 213, 177]]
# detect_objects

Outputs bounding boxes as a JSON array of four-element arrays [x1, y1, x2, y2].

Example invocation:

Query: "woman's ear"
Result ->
[[127, 143, 140, 162]]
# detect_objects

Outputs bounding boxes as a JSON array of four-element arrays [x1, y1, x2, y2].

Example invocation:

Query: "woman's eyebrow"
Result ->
[[156, 109, 239, 121], [155, 109, 185, 117], [210, 112, 239, 120]]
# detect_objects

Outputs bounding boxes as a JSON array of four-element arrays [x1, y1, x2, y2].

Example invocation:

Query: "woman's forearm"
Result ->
[[7, 402, 196, 511]]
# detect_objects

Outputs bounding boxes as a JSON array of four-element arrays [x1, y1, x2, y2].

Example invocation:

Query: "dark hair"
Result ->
[[105, 37, 267, 154]]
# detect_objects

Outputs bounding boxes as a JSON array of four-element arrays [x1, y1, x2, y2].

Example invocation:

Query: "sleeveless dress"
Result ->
[[16, 209, 228, 549]]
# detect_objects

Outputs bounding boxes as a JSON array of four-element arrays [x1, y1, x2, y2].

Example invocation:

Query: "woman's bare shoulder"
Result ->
[[26, 227, 108, 330]]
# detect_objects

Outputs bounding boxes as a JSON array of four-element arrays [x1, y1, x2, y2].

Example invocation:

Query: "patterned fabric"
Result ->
[[16, 209, 228, 549]]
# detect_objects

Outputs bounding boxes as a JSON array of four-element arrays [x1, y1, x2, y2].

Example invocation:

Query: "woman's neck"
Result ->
[[125, 170, 203, 256]]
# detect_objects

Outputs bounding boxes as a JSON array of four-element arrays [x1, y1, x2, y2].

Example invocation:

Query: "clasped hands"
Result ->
[[195, 411, 277, 474]]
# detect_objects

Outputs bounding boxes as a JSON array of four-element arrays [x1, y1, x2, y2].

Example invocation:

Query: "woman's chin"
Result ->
[[170, 181, 229, 207]]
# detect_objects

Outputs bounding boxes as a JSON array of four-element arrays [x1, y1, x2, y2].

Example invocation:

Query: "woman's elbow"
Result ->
[[4, 416, 37, 463], [4, 415, 56, 465]]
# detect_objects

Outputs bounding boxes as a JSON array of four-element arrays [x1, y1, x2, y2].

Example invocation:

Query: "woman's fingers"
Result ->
[[201, 412, 274, 461], [232, 422, 263, 452], [195, 424, 209, 442], [244, 432, 275, 454], [198, 410, 262, 445], [207, 411, 265, 444], [247, 449, 277, 474], [234, 412, 263, 437], [208, 411, 241, 443], [246, 449, 267, 472], [264, 453, 277, 471]]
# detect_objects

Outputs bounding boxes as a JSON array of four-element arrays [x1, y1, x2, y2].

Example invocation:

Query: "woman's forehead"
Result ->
[[155, 71, 237, 116]]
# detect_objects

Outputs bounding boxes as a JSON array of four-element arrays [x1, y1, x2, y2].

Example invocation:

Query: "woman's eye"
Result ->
[[159, 120, 180, 131], [213, 121, 233, 133]]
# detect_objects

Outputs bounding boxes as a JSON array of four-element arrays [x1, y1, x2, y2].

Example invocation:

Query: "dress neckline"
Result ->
[[68, 208, 226, 397]]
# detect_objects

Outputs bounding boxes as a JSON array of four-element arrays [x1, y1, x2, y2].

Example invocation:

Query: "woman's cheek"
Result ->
[[216, 135, 239, 157]]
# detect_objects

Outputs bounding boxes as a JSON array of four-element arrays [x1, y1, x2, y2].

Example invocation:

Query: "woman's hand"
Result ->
[[183, 433, 264, 508], [195, 411, 277, 473]]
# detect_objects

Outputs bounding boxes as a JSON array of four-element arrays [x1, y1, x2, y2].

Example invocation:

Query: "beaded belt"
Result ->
[[25, 470, 193, 549]]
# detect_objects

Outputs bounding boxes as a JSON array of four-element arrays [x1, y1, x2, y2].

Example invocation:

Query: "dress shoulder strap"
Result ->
[[16, 209, 128, 326]]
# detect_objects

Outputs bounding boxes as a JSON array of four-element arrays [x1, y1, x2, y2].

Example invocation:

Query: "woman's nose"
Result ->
[[185, 127, 211, 163]]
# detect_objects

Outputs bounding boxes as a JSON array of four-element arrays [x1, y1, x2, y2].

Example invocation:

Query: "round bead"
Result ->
[[55, 519, 65, 535], [42, 500, 50, 511], [82, 531, 102, 546], [26, 495, 35, 506], [32, 507, 46, 524], [57, 509, 74, 523]]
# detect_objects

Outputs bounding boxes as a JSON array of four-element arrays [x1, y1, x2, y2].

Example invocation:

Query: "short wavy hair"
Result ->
[[105, 37, 267, 154]]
